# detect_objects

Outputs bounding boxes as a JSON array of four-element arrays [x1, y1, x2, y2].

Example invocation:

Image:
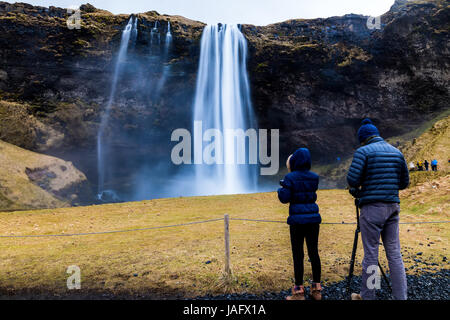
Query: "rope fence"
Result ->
[[0, 218, 224, 238], [1, 214, 449, 279], [0, 216, 448, 238]]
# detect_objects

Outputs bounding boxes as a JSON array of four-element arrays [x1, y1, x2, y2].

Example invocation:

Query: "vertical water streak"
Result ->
[[97, 17, 134, 199], [166, 21, 172, 48], [131, 16, 138, 46], [150, 21, 160, 54], [154, 21, 173, 97], [192, 24, 257, 195]]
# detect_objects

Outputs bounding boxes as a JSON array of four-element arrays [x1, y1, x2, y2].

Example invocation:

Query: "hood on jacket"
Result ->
[[289, 148, 312, 171]]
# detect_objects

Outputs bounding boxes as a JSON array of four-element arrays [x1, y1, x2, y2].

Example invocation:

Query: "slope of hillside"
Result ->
[[401, 115, 449, 168], [0, 140, 92, 210], [315, 112, 450, 188], [401, 174, 449, 216]]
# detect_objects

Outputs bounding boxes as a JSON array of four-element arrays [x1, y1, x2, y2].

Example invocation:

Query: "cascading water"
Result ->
[[150, 21, 160, 54], [192, 24, 258, 195], [165, 21, 172, 51], [96, 21, 261, 202], [154, 21, 173, 98], [97, 16, 137, 201], [131, 16, 138, 45]]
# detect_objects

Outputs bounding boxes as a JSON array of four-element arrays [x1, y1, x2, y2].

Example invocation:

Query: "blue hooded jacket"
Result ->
[[278, 148, 321, 225]]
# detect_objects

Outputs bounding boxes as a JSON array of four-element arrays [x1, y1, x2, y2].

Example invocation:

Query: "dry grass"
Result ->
[[401, 115, 450, 173], [0, 140, 86, 211], [0, 180, 448, 298]]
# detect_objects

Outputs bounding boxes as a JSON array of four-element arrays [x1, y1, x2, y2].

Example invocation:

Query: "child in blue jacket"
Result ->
[[278, 148, 322, 300]]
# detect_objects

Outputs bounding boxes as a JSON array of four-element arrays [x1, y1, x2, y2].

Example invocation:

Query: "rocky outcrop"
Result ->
[[0, 1, 448, 192], [0, 139, 93, 211], [0, 2, 205, 182], [243, 0, 449, 161]]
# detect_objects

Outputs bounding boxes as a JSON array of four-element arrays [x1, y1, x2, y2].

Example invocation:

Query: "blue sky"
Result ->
[[6, 0, 395, 25]]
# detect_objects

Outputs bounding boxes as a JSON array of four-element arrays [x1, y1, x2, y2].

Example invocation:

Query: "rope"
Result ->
[[0, 217, 448, 238], [0, 218, 223, 238], [230, 218, 353, 224], [230, 218, 450, 225]]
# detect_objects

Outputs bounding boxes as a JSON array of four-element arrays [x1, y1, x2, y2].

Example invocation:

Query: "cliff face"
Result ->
[[243, 0, 449, 161], [0, 1, 448, 190], [0, 2, 204, 181]]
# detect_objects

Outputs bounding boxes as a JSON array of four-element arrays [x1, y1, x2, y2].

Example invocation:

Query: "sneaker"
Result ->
[[310, 283, 322, 300], [286, 285, 305, 300], [351, 293, 362, 300]]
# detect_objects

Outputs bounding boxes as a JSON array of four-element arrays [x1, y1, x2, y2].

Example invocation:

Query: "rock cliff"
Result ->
[[0, 0, 448, 193]]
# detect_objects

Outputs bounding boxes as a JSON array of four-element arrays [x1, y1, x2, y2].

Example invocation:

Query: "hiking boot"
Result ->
[[310, 283, 322, 300], [286, 285, 305, 300], [351, 293, 363, 300]]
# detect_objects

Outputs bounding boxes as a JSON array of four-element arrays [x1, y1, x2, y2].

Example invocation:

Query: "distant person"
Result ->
[[409, 161, 415, 171], [431, 159, 438, 171], [278, 148, 322, 301], [424, 160, 429, 171], [347, 119, 409, 300], [417, 160, 423, 171]]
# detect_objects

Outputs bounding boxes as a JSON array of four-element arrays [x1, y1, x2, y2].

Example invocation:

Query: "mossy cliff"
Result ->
[[0, 0, 448, 193], [243, 0, 449, 161]]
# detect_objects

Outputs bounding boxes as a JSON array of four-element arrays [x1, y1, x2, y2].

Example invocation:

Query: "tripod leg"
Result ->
[[378, 262, 392, 293], [346, 228, 359, 296]]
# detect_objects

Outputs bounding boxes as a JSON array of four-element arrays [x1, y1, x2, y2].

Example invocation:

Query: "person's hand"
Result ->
[[349, 187, 359, 198]]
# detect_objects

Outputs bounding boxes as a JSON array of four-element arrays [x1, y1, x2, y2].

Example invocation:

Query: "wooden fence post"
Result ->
[[224, 214, 231, 275]]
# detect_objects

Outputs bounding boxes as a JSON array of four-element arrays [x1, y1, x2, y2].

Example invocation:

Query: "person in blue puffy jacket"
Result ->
[[347, 118, 409, 301], [278, 147, 322, 300]]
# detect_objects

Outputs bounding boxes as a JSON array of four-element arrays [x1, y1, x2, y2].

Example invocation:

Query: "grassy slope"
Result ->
[[0, 140, 86, 211], [0, 184, 448, 298], [315, 112, 450, 188], [399, 114, 450, 186]]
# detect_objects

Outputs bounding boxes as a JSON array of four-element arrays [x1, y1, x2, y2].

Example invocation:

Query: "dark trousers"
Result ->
[[289, 223, 321, 285]]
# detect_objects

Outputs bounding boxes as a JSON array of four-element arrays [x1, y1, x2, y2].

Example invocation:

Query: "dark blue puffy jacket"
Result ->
[[347, 136, 410, 207], [278, 148, 321, 225]]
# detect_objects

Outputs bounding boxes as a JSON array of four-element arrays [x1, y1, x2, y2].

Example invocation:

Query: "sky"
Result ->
[[5, 0, 396, 25]]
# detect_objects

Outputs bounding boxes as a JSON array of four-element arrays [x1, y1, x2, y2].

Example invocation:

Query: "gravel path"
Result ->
[[196, 269, 450, 300], [1, 270, 447, 300]]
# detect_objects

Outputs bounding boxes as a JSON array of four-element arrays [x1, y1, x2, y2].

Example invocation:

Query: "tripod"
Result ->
[[346, 198, 392, 298]]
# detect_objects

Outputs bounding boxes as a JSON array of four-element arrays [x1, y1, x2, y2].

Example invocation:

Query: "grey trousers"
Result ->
[[360, 202, 407, 300]]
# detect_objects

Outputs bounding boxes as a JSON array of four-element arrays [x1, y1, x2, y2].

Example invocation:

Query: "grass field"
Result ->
[[0, 175, 448, 298]]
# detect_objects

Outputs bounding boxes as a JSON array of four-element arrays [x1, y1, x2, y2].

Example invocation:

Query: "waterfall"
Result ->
[[165, 21, 172, 50], [192, 24, 257, 195], [150, 21, 160, 54], [154, 21, 173, 98], [131, 16, 138, 46], [97, 16, 136, 201]]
